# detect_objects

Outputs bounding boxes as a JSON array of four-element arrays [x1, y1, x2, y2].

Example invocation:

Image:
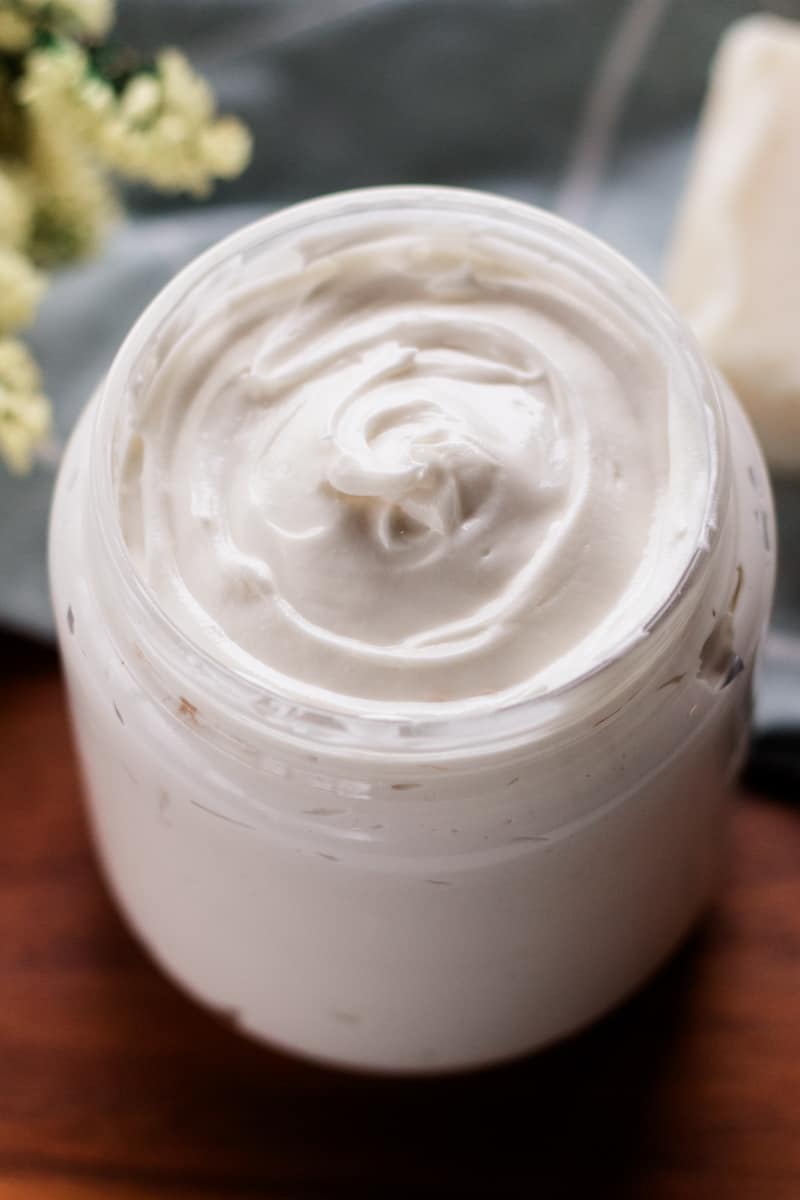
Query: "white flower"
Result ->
[[159, 48, 213, 125], [18, 43, 252, 197], [0, 0, 114, 46], [0, 6, 250, 471], [199, 117, 253, 179], [97, 50, 251, 194], [0, 10, 32, 51], [58, 0, 115, 39], [27, 123, 118, 264], [0, 166, 34, 250], [0, 245, 46, 332], [17, 37, 97, 121], [119, 73, 161, 126], [0, 336, 51, 473]]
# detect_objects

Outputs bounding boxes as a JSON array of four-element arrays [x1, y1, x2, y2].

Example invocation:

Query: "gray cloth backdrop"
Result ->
[[2, 0, 798, 728]]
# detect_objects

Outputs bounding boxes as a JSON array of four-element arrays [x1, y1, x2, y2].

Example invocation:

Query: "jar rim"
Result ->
[[90, 185, 727, 761]]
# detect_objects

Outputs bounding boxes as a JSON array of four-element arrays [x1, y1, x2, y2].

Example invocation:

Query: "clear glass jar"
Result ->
[[49, 187, 775, 1073]]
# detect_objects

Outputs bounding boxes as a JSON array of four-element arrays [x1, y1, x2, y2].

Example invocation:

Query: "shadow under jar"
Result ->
[[49, 187, 775, 1073]]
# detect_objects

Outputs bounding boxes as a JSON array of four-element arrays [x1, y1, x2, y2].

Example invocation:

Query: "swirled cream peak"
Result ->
[[118, 210, 710, 711]]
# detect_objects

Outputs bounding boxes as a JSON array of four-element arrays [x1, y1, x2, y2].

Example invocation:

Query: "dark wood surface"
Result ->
[[1, 631, 799, 1200]]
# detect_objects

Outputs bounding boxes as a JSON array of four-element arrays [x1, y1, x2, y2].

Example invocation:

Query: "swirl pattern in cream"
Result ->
[[118, 214, 709, 711]]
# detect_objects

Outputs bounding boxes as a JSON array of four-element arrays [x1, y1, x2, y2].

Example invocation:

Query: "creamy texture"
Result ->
[[119, 216, 710, 710], [667, 15, 800, 472], [52, 192, 775, 1073]]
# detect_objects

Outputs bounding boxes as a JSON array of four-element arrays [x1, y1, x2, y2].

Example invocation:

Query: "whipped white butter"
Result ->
[[52, 190, 775, 1072], [119, 217, 710, 711]]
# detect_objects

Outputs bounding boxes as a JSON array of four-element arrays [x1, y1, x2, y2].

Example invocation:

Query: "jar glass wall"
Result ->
[[49, 188, 775, 1072]]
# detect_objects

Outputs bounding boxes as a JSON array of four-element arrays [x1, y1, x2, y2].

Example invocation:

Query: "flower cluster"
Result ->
[[0, 0, 251, 471], [0, 336, 49, 473], [0, 0, 113, 51], [19, 38, 252, 197]]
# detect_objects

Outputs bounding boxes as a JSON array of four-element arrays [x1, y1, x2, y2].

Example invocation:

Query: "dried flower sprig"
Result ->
[[0, 335, 49, 472], [0, 0, 251, 471]]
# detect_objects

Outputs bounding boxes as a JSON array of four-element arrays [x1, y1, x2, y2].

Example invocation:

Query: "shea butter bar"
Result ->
[[667, 15, 800, 471]]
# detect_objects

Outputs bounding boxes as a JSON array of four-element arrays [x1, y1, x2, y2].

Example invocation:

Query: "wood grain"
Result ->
[[1, 631, 799, 1199]]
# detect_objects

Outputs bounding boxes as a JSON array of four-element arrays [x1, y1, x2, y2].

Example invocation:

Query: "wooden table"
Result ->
[[2, 632, 799, 1200]]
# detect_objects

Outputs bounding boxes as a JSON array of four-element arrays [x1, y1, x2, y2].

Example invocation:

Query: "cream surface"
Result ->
[[118, 217, 710, 711]]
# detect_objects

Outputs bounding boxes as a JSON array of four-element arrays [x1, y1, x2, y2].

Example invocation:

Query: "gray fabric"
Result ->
[[2, 0, 798, 727]]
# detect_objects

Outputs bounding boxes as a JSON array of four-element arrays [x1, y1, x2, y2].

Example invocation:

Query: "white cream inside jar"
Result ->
[[118, 212, 711, 713], [50, 188, 774, 1073]]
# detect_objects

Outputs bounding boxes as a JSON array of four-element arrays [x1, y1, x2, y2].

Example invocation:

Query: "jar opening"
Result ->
[[90, 186, 727, 759]]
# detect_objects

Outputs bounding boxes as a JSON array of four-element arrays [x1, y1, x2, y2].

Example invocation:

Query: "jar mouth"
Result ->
[[90, 185, 727, 760]]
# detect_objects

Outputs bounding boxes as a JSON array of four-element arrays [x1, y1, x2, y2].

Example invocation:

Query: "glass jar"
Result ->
[[49, 187, 775, 1073]]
